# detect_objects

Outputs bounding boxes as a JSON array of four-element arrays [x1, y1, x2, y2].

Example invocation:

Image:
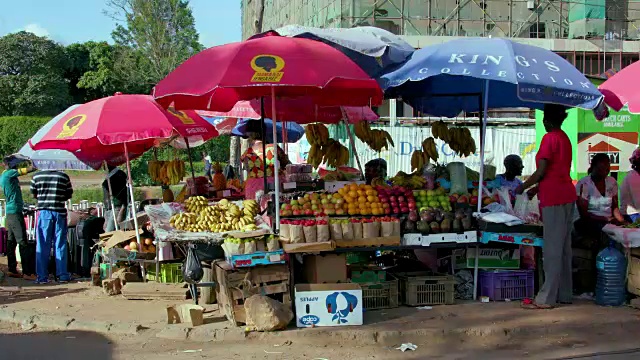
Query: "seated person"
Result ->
[[621, 148, 640, 223], [365, 158, 387, 185], [575, 153, 626, 239], [495, 154, 524, 197]]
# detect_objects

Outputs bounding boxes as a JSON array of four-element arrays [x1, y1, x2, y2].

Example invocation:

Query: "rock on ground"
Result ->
[[102, 278, 122, 296], [244, 295, 292, 331]]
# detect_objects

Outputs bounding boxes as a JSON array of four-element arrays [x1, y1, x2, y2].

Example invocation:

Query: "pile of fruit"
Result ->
[[353, 121, 394, 152], [279, 184, 417, 217], [306, 123, 350, 168], [170, 198, 260, 232], [148, 160, 186, 186], [413, 188, 452, 212], [405, 207, 474, 235]]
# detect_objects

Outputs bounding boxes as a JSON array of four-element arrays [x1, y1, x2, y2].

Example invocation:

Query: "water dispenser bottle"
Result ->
[[595, 242, 627, 306]]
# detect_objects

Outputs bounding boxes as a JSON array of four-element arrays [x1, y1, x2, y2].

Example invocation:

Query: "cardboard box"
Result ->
[[453, 248, 521, 269], [303, 254, 347, 283], [295, 283, 363, 327]]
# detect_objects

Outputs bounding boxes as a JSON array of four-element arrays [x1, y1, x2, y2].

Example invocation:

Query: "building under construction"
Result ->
[[241, 0, 640, 76]]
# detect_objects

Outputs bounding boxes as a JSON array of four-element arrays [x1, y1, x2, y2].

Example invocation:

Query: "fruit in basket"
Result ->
[[185, 196, 209, 214]]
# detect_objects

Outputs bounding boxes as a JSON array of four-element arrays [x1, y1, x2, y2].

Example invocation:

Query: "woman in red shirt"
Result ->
[[516, 104, 577, 309]]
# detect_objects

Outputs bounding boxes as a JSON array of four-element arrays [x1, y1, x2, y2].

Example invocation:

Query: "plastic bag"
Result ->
[[244, 239, 257, 254], [447, 162, 468, 194], [183, 245, 204, 284]]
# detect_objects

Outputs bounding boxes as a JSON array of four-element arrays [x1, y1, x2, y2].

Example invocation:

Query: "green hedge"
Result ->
[[0, 116, 50, 156]]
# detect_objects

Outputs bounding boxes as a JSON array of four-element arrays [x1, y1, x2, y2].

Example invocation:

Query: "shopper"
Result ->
[[30, 170, 73, 284], [202, 151, 212, 182], [621, 148, 640, 223], [0, 156, 37, 280], [102, 165, 128, 232], [516, 104, 576, 309], [495, 154, 524, 197]]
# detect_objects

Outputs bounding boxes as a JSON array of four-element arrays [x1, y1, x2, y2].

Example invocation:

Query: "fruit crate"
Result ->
[[479, 270, 534, 301], [361, 278, 399, 310], [146, 263, 183, 283], [398, 272, 456, 306]]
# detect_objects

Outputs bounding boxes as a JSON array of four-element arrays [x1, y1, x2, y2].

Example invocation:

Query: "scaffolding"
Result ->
[[242, 0, 640, 41]]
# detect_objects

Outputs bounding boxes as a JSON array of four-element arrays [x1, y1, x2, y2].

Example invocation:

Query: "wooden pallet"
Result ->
[[214, 260, 291, 326], [335, 236, 401, 248], [121, 282, 188, 300]]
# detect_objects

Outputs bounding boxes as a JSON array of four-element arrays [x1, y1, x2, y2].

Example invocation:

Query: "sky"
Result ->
[[0, 0, 241, 47]]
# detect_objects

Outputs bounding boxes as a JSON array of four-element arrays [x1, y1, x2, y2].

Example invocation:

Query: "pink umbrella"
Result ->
[[599, 63, 640, 112]]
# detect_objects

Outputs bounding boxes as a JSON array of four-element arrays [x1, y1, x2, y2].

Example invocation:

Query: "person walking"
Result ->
[[621, 148, 640, 223], [202, 151, 212, 182], [0, 156, 37, 280], [516, 104, 577, 309], [102, 165, 128, 232], [30, 170, 73, 284]]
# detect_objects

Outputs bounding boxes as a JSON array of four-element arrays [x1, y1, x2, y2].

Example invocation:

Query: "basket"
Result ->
[[399, 273, 456, 306], [479, 270, 534, 301], [147, 263, 183, 283], [361, 279, 399, 310]]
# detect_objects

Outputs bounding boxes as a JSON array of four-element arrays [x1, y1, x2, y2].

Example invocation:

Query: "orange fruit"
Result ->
[[348, 209, 358, 216], [349, 183, 359, 192], [367, 195, 376, 202], [358, 196, 367, 204], [333, 193, 342, 200], [348, 190, 357, 199]]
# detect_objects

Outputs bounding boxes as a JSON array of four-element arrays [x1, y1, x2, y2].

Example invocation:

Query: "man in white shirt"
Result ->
[[621, 148, 640, 223]]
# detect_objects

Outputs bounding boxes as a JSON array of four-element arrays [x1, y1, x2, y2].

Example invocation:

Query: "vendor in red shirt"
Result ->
[[516, 104, 577, 309]]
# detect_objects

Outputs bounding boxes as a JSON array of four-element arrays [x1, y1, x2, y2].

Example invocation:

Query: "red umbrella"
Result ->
[[599, 64, 640, 112], [152, 35, 383, 112], [198, 99, 378, 131], [30, 94, 218, 158]]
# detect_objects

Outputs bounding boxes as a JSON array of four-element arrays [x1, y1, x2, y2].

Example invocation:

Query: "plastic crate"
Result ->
[[346, 252, 371, 265], [361, 279, 399, 310], [147, 263, 184, 283], [479, 270, 534, 301], [399, 273, 456, 306]]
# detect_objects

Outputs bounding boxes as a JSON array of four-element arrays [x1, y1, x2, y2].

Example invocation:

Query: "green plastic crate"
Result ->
[[147, 263, 184, 283], [346, 252, 370, 265]]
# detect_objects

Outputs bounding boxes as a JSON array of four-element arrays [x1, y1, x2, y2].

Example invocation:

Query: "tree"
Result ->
[[0, 31, 71, 116], [106, 0, 203, 88]]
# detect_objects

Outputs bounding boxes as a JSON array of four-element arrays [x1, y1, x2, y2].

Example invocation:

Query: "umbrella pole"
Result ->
[[184, 137, 197, 183], [473, 80, 490, 302], [271, 88, 280, 233], [123, 142, 142, 245], [260, 97, 268, 196], [342, 116, 364, 179], [104, 161, 119, 231]]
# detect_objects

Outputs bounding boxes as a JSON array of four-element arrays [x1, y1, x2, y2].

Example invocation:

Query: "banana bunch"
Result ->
[[185, 195, 208, 214], [421, 137, 439, 162], [447, 127, 477, 157], [169, 212, 199, 231], [389, 171, 427, 189], [307, 139, 350, 169], [322, 139, 350, 168], [354, 122, 394, 152], [305, 123, 330, 147], [242, 199, 259, 218], [431, 121, 451, 142], [148, 160, 186, 185], [410, 149, 430, 171], [371, 177, 387, 187]]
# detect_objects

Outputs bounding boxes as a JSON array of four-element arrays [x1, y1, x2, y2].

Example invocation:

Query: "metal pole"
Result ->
[[260, 97, 268, 195], [184, 137, 197, 182], [473, 79, 490, 301], [104, 161, 119, 231], [271, 88, 280, 233], [123, 142, 141, 245]]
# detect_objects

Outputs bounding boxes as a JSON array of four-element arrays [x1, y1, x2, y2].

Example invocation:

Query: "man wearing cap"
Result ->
[[365, 158, 387, 185], [0, 155, 37, 280]]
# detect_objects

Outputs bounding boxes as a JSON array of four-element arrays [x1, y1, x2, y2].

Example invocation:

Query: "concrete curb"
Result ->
[[0, 307, 142, 336]]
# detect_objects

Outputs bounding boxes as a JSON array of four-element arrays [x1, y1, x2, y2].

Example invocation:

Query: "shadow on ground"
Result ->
[[0, 330, 113, 360]]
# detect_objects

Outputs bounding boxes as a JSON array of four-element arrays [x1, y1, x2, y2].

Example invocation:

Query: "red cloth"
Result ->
[[536, 129, 577, 208]]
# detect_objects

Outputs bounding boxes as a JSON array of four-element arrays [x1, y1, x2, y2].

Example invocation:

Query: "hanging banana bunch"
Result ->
[[421, 137, 439, 163], [446, 127, 477, 157], [353, 121, 394, 152], [305, 123, 330, 147], [410, 149, 430, 171], [322, 139, 350, 168]]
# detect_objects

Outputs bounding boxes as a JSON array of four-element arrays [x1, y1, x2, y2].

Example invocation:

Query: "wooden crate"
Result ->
[[214, 260, 291, 326]]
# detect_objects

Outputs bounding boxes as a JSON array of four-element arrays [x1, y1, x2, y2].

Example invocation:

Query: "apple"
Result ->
[[470, 196, 479, 206], [325, 209, 336, 215], [384, 208, 392, 215], [483, 196, 493, 205], [292, 210, 302, 216], [389, 196, 396, 203], [302, 203, 311, 210], [290, 200, 299, 206], [311, 204, 319, 211], [457, 195, 469, 204], [336, 209, 345, 215], [304, 209, 314, 215], [401, 206, 410, 213], [281, 210, 292, 216], [471, 189, 479, 196], [398, 196, 406, 203]]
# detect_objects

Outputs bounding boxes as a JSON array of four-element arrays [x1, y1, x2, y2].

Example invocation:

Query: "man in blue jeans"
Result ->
[[30, 170, 73, 284]]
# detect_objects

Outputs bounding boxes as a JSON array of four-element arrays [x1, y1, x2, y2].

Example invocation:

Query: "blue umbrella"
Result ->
[[268, 25, 415, 77], [203, 117, 305, 143], [379, 37, 605, 117], [18, 105, 98, 170]]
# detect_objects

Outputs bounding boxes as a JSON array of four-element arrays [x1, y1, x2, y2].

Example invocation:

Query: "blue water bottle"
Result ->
[[595, 242, 627, 307]]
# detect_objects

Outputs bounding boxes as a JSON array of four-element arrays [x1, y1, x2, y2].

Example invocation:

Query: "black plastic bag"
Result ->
[[183, 244, 204, 284]]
